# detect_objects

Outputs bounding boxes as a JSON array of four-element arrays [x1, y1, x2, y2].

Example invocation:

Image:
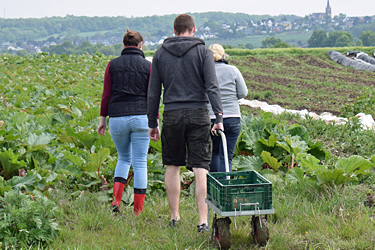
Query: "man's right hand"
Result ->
[[211, 122, 224, 136], [149, 127, 160, 141]]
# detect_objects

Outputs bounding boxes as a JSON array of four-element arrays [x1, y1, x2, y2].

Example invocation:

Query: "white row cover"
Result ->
[[239, 99, 375, 130]]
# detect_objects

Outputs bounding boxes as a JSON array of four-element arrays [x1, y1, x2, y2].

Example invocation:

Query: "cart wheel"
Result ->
[[251, 216, 269, 246], [213, 216, 231, 250]]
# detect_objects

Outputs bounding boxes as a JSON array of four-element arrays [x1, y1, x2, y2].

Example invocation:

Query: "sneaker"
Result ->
[[197, 223, 209, 233], [167, 219, 180, 228]]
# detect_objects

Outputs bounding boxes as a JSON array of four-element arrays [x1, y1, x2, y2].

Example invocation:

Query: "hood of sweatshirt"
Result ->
[[162, 36, 205, 57]]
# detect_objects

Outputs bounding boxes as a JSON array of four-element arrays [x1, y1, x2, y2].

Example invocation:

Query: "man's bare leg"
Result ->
[[165, 165, 181, 221], [193, 167, 209, 225]]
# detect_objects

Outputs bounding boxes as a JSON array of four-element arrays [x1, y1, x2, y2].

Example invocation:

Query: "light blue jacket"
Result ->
[[208, 61, 248, 118]]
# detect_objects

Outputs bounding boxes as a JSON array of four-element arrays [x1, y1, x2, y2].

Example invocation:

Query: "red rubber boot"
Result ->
[[111, 182, 125, 212], [134, 193, 145, 216]]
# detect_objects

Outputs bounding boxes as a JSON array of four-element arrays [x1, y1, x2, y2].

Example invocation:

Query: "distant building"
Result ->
[[310, 0, 332, 21], [326, 0, 332, 19]]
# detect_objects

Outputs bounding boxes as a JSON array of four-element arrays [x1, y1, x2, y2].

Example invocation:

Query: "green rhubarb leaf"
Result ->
[[307, 142, 327, 161], [288, 124, 309, 141], [52, 111, 72, 125], [7, 173, 39, 192], [296, 153, 322, 172], [285, 167, 305, 184], [315, 168, 348, 187], [287, 135, 308, 155], [234, 155, 263, 172], [0, 150, 26, 180], [71, 106, 82, 118], [276, 141, 291, 154], [335, 155, 372, 175], [258, 134, 277, 147], [27, 132, 55, 146], [84, 147, 110, 173], [260, 151, 282, 171], [73, 129, 98, 151]]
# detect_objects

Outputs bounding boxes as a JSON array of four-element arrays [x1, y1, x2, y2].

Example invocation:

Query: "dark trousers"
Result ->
[[209, 117, 241, 172]]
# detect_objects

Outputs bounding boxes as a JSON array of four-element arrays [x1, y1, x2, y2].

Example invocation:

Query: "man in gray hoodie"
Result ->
[[148, 14, 224, 232]]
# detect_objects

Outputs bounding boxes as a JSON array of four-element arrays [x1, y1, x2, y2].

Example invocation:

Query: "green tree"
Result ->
[[272, 41, 292, 48], [325, 31, 353, 47], [359, 30, 375, 46], [16, 50, 30, 57], [75, 41, 97, 55], [49, 41, 74, 55], [245, 43, 255, 49], [222, 44, 233, 49], [261, 37, 283, 48], [334, 35, 355, 47], [307, 30, 327, 48], [356, 40, 364, 46], [98, 46, 116, 56]]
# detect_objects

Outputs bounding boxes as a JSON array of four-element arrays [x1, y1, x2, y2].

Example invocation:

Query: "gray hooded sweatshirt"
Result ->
[[147, 36, 223, 128]]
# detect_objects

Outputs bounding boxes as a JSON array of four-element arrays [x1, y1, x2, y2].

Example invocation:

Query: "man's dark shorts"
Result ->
[[161, 109, 212, 171]]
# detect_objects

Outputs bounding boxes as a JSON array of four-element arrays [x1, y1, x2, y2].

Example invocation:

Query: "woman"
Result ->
[[97, 28, 151, 215], [208, 44, 248, 172]]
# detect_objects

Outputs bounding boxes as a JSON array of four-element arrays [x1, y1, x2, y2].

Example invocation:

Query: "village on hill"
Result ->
[[1, 0, 375, 54]]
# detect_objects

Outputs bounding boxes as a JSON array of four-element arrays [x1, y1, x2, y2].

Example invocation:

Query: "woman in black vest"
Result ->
[[98, 28, 151, 215]]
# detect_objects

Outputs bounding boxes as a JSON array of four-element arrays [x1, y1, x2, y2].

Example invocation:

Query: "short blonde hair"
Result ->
[[209, 44, 225, 61]]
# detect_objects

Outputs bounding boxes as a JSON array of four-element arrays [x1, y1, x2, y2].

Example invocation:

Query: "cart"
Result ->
[[206, 130, 274, 249]]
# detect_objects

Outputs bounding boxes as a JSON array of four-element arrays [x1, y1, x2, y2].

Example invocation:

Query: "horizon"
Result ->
[[1, 0, 374, 19]]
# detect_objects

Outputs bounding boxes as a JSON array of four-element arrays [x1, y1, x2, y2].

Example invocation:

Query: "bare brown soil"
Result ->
[[231, 54, 375, 116]]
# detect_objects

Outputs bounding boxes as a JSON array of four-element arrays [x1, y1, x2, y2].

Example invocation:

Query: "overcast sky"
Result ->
[[1, 0, 374, 19]]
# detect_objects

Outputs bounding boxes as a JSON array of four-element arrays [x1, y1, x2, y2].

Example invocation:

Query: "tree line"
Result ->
[[308, 30, 375, 47], [0, 12, 271, 43]]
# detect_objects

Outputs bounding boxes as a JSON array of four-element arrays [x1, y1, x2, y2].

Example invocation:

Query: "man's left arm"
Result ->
[[147, 55, 162, 129]]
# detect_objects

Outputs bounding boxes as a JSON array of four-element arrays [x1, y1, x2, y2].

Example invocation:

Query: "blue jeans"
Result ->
[[209, 117, 241, 173], [109, 115, 150, 189]]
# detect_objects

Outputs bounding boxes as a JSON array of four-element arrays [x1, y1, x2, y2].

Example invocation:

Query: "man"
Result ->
[[147, 14, 224, 233]]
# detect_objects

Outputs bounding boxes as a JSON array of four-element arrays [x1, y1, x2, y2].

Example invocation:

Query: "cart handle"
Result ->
[[217, 130, 230, 176]]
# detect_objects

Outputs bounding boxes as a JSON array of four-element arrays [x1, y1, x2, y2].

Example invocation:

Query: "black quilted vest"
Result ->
[[108, 47, 151, 117]]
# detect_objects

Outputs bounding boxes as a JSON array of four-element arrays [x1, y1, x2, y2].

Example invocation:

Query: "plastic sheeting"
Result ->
[[328, 50, 375, 72], [239, 99, 375, 130], [356, 52, 375, 65]]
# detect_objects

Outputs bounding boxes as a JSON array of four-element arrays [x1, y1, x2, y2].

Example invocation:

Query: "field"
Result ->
[[227, 47, 375, 116], [1, 48, 375, 249]]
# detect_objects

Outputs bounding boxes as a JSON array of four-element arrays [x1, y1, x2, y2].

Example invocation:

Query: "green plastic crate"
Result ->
[[206, 171, 272, 212]]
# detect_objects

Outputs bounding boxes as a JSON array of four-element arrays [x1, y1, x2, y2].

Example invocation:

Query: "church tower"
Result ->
[[326, 0, 332, 19]]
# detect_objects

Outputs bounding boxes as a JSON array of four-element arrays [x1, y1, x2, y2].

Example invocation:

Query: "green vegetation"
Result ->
[[1, 48, 375, 249], [0, 12, 275, 43], [359, 31, 375, 46], [307, 29, 375, 48], [308, 30, 356, 47], [205, 30, 313, 48], [46, 41, 128, 56], [0, 190, 60, 248]]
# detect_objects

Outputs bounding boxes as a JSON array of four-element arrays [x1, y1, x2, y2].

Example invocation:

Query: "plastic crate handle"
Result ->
[[239, 202, 259, 212]]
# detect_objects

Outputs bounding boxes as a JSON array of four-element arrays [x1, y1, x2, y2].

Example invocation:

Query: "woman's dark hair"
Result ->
[[174, 14, 194, 35], [123, 27, 144, 46]]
